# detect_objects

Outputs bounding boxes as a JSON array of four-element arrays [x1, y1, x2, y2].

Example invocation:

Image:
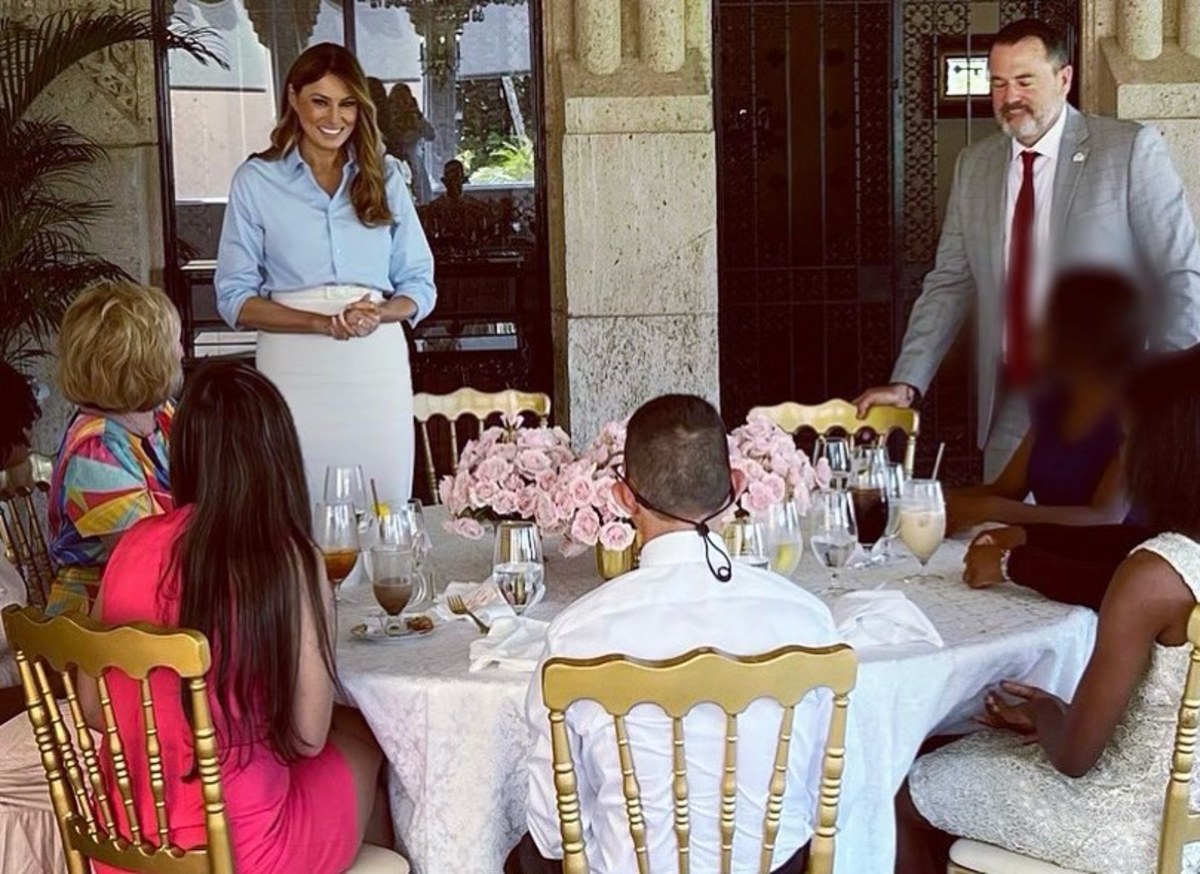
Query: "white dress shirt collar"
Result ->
[[637, 529, 730, 569], [1010, 103, 1068, 165]]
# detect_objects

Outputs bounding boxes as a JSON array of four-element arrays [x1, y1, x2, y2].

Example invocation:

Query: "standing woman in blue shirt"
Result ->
[[215, 43, 435, 502]]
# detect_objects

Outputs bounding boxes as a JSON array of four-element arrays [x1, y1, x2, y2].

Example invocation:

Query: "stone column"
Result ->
[[1182, 0, 1200, 59], [1119, 0, 1164, 61], [640, 0, 686, 74], [577, 0, 622, 75], [541, 0, 718, 443]]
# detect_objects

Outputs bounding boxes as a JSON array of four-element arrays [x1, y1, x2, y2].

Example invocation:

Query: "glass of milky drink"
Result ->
[[368, 545, 418, 626], [898, 478, 947, 582]]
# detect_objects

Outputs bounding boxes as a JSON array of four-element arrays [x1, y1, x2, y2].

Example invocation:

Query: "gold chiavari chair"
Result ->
[[1, 605, 409, 874], [542, 644, 858, 874], [413, 387, 552, 501], [946, 603, 1200, 874], [0, 453, 54, 608], [749, 399, 920, 478]]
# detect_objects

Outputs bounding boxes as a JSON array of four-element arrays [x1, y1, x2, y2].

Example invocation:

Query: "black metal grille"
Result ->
[[715, 0, 1078, 484]]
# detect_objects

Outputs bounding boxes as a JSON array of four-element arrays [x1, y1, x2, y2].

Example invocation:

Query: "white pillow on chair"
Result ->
[[950, 838, 1090, 874]]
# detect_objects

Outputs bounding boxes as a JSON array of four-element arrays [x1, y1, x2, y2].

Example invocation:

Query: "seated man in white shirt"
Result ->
[[506, 394, 842, 874]]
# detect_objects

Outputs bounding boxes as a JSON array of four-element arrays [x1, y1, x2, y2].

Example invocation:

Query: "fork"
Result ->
[[447, 594, 490, 634]]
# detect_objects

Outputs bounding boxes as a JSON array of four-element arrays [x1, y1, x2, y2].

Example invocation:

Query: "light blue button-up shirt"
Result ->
[[214, 148, 436, 329]]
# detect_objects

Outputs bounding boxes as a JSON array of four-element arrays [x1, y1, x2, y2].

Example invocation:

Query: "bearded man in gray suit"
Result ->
[[855, 18, 1200, 480]]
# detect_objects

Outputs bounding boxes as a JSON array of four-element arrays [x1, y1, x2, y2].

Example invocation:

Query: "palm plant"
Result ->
[[0, 9, 222, 362]]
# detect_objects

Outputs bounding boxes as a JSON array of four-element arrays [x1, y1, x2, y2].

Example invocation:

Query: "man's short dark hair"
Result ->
[[993, 18, 1070, 70], [0, 361, 40, 462], [1125, 346, 1200, 537], [625, 395, 732, 520]]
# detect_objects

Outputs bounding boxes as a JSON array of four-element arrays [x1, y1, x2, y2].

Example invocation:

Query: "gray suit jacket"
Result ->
[[891, 105, 1200, 447]]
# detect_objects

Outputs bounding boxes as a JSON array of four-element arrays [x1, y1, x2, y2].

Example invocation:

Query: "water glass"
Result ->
[[808, 489, 858, 583], [879, 462, 907, 562], [722, 517, 770, 570], [324, 465, 367, 517], [815, 436, 854, 490], [764, 500, 804, 576], [899, 478, 946, 582], [492, 521, 544, 614]]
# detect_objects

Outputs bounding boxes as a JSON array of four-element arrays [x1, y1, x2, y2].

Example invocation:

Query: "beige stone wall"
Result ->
[[543, 0, 719, 445], [4, 0, 162, 452], [1089, 1, 1200, 218]]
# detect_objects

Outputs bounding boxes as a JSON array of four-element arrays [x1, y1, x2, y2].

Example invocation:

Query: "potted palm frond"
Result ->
[[0, 9, 223, 362]]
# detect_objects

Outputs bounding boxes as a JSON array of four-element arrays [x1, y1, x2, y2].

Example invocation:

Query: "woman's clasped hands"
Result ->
[[327, 294, 382, 340]]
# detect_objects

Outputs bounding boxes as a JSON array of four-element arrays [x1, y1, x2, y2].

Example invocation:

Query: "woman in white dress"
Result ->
[[215, 43, 436, 502], [902, 345, 1200, 874]]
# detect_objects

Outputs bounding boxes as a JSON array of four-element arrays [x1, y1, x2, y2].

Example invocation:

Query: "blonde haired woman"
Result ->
[[215, 42, 436, 502], [47, 281, 182, 615]]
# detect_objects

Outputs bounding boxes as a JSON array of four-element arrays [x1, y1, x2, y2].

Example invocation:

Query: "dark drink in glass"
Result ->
[[850, 487, 888, 547]]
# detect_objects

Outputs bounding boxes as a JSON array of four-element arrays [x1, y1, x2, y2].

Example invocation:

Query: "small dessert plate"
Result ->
[[349, 615, 436, 644]]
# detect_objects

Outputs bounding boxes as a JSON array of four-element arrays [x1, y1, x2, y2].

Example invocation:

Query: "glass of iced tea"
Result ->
[[368, 545, 417, 620], [315, 501, 360, 598]]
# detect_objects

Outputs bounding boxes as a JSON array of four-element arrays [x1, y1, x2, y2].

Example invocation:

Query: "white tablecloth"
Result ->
[[336, 515, 1098, 874]]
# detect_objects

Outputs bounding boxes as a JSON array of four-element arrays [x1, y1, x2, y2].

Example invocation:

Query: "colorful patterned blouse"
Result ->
[[46, 405, 174, 614]]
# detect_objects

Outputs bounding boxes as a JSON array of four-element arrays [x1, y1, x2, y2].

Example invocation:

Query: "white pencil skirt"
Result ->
[[256, 286, 414, 505]]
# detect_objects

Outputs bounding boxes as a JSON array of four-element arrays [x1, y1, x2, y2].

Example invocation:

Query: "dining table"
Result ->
[[335, 509, 1098, 874]]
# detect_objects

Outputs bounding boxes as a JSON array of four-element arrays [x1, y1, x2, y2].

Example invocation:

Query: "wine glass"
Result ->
[[324, 465, 367, 523], [315, 501, 361, 599], [492, 521, 544, 614], [367, 545, 418, 627], [764, 501, 804, 576], [809, 489, 858, 592], [879, 462, 907, 563], [899, 479, 947, 582], [815, 436, 854, 490], [721, 517, 770, 569]]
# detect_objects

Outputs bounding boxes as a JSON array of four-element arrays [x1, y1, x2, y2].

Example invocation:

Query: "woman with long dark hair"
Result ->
[[899, 344, 1200, 873], [82, 361, 395, 873], [215, 42, 436, 502]]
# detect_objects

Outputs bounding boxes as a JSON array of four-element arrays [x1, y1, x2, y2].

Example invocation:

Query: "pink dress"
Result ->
[[96, 507, 359, 873]]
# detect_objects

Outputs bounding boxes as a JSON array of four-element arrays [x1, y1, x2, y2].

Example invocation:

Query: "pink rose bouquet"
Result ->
[[728, 414, 831, 518], [554, 420, 637, 557], [438, 413, 575, 540]]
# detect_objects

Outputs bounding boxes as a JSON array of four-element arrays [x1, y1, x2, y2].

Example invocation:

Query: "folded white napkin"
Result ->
[[831, 589, 944, 650], [468, 617, 550, 672], [435, 577, 546, 625], [434, 581, 516, 625]]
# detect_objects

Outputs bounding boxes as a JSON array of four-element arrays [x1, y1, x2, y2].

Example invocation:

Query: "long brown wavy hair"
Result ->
[[255, 43, 393, 227], [169, 360, 335, 762]]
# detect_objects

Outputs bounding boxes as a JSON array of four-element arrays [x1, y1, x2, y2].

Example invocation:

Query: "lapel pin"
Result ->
[[1072, 151, 1087, 163]]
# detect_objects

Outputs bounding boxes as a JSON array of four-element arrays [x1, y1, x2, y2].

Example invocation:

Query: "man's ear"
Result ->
[[731, 468, 748, 499], [614, 480, 639, 518]]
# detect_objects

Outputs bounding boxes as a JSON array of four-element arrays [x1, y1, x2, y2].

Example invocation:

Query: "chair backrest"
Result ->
[[0, 453, 54, 608], [1, 604, 232, 874], [1158, 604, 1200, 872], [413, 387, 552, 501], [542, 644, 858, 874], [749, 400, 920, 477]]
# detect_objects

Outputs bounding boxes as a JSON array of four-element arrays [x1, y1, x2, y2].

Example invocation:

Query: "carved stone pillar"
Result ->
[[640, 0, 686, 73], [1182, 0, 1200, 59], [1119, 0, 1163, 61], [542, 0, 718, 441], [577, 0, 621, 75]]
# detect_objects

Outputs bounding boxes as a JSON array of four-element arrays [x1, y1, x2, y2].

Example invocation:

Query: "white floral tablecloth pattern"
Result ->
[[336, 512, 1097, 874]]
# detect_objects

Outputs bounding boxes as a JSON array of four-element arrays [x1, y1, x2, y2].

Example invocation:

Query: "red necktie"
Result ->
[[1007, 149, 1039, 385]]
